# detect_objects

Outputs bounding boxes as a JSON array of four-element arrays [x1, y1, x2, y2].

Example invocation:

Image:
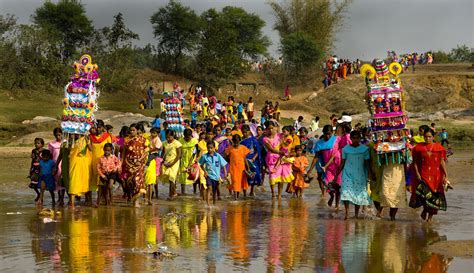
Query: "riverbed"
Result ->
[[0, 149, 472, 272]]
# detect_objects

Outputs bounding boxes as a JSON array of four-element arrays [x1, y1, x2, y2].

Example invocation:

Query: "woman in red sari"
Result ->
[[123, 123, 148, 207], [411, 128, 448, 222]]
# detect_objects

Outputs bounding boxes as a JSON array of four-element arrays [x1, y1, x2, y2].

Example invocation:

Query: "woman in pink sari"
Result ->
[[263, 121, 293, 199], [309, 125, 341, 209]]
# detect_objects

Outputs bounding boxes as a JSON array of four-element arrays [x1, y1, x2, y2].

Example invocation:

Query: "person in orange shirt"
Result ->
[[225, 134, 250, 200], [288, 145, 309, 197]]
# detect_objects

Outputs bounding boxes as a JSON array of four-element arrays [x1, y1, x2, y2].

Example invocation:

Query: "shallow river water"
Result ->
[[0, 151, 472, 272]]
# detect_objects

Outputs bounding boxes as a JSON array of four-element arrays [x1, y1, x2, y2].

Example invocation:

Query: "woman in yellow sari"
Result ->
[[68, 134, 92, 208], [89, 120, 112, 206]]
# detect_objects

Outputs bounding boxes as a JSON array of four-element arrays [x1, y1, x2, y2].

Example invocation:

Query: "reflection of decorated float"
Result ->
[[361, 59, 411, 165], [61, 54, 100, 139]]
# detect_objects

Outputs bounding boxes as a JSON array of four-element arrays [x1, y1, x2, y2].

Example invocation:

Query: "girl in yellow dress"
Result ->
[[160, 129, 182, 200]]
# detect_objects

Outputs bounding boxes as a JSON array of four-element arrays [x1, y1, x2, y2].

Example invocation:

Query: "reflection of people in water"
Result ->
[[341, 221, 370, 273], [266, 201, 310, 271], [281, 200, 309, 270], [366, 222, 407, 273], [226, 205, 250, 263], [68, 217, 90, 272], [405, 224, 451, 273], [28, 216, 62, 270], [205, 211, 222, 273]]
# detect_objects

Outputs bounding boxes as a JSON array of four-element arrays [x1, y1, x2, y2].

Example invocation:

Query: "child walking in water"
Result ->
[[160, 129, 182, 200], [288, 145, 309, 198], [335, 130, 372, 220], [199, 141, 228, 206], [38, 150, 56, 208], [97, 143, 122, 206], [48, 128, 65, 206], [225, 134, 250, 200], [29, 138, 45, 203]]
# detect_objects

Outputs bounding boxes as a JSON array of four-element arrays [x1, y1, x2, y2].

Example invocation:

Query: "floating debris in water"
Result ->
[[151, 244, 178, 259], [38, 208, 61, 217], [42, 217, 59, 223], [130, 243, 178, 260], [152, 250, 178, 259], [160, 212, 188, 224]]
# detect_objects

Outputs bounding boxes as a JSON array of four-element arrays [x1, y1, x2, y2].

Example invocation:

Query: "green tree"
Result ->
[[95, 13, 140, 92], [150, 0, 201, 74], [220, 6, 270, 59], [196, 7, 269, 90], [268, 0, 350, 53], [431, 50, 452, 63], [101, 12, 139, 50], [450, 44, 474, 62], [281, 32, 323, 75], [33, 0, 93, 61], [0, 14, 16, 38]]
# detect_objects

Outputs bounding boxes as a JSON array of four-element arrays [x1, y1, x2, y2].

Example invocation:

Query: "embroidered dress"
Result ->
[[410, 143, 447, 213], [340, 145, 372, 205], [124, 136, 147, 199]]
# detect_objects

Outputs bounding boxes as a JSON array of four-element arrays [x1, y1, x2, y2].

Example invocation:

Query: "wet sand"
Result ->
[[0, 148, 473, 272]]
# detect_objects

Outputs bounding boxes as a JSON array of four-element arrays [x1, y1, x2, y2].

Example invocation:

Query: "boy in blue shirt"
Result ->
[[191, 110, 198, 128], [237, 102, 244, 120], [39, 150, 56, 208], [199, 141, 228, 206], [439, 128, 453, 156], [160, 122, 168, 141], [151, 114, 161, 129]]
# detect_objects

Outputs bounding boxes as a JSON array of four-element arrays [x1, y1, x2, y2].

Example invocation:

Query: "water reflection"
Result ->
[[11, 198, 455, 272]]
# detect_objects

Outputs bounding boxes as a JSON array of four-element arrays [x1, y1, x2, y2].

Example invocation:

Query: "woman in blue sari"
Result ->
[[241, 125, 262, 196], [309, 125, 341, 206]]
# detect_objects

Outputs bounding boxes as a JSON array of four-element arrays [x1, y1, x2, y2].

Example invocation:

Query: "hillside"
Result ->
[[0, 64, 473, 146]]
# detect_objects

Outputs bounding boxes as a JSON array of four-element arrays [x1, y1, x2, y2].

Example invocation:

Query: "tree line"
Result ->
[[4, 0, 470, 93], [0, 0, 357, 93]]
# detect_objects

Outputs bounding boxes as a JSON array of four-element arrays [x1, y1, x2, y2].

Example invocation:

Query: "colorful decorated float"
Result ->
[[61, 54, 100, 139], [360, 59, 411, 165], [163, 84, 185, 138]]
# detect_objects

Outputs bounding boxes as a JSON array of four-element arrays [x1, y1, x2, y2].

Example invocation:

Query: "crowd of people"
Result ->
[[29, 91, 452, 222], [322, 55, 361, 88], [320, 51, 435, 89], [387, 51, 434, 73]]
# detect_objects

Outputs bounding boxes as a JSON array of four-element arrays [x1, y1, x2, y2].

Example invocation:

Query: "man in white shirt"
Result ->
[[294, 116, 304, 131]]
